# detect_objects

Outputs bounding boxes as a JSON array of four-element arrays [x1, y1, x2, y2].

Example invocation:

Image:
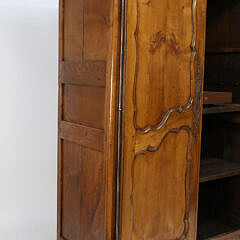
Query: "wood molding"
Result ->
[[130, 126, 193, 239], [132, 0, 198, 133]]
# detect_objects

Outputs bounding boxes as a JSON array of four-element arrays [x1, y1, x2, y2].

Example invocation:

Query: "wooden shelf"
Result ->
[[206, 47, 240, 54], [207, 230, 240, 240], [203, 104, 240, 115], [203, 91, 232, 105], [200, 158, 240, 183], [198, 218, 236, 240]]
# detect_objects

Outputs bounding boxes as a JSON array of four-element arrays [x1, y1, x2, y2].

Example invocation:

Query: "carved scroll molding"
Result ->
[[133, 0, 198, 133], [129, 126, 193, 240]]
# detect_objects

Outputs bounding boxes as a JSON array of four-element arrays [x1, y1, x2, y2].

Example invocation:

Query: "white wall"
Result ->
[[0, 1, 58, 239]]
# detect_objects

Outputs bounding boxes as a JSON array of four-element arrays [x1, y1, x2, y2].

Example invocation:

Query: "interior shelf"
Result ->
[[207, 230, 240, 240], [206, 47, 240, 54], [203, 91, 232, 105], [200, 158, 240, 183], [203, 104, 240, 115], [198, 217, 240, 240], [198, 0, 240, 238]]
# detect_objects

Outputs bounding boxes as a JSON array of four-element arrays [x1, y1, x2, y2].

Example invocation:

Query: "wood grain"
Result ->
[[62, 61, 106, 87], [131, 127, 192, 240], [64, 0, 84, 61], [203, 91, 232, 105], [79, 146, 106, 240], [61, 140, 82, 240], [132, 0, 196, 132], [63, 85, 105, 129], [61, 141, 106, 240], [84, 0, 111, 60], [59, 121, 104, 152], [58, 0, 120, 239], [120, 0, 207, 239]]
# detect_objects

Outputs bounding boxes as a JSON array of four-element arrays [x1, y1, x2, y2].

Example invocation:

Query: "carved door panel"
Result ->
[[120, 0, 207, 240]]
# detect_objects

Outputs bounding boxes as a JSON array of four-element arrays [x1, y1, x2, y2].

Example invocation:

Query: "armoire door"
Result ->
[[119, 0, 207, 240]]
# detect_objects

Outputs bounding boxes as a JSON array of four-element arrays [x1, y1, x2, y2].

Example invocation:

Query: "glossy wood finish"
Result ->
[[57, 0, 121, 239], [120, 0, 207, 239]]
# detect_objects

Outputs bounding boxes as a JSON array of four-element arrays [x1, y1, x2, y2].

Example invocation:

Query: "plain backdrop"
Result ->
[[0, 0, 58, 239]]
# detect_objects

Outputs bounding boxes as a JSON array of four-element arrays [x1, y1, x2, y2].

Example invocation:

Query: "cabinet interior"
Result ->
[[198, 0, 240, 239]]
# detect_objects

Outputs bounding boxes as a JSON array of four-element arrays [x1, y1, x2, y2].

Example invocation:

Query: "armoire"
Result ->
[[57, 0, 240, 239]]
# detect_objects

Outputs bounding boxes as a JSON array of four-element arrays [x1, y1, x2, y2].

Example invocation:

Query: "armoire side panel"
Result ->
[[62, 140, 81, 240], [58, 0, 120, 239], [63, 85, 105, 129], [120, 0, 207, 240], [84, 0, 111, 60], [61, 141, 105, 240], [63, 0, 83, 61]]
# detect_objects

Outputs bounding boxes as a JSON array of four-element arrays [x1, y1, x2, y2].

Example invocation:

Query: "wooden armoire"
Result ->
[[57, 0, 240, 239]]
